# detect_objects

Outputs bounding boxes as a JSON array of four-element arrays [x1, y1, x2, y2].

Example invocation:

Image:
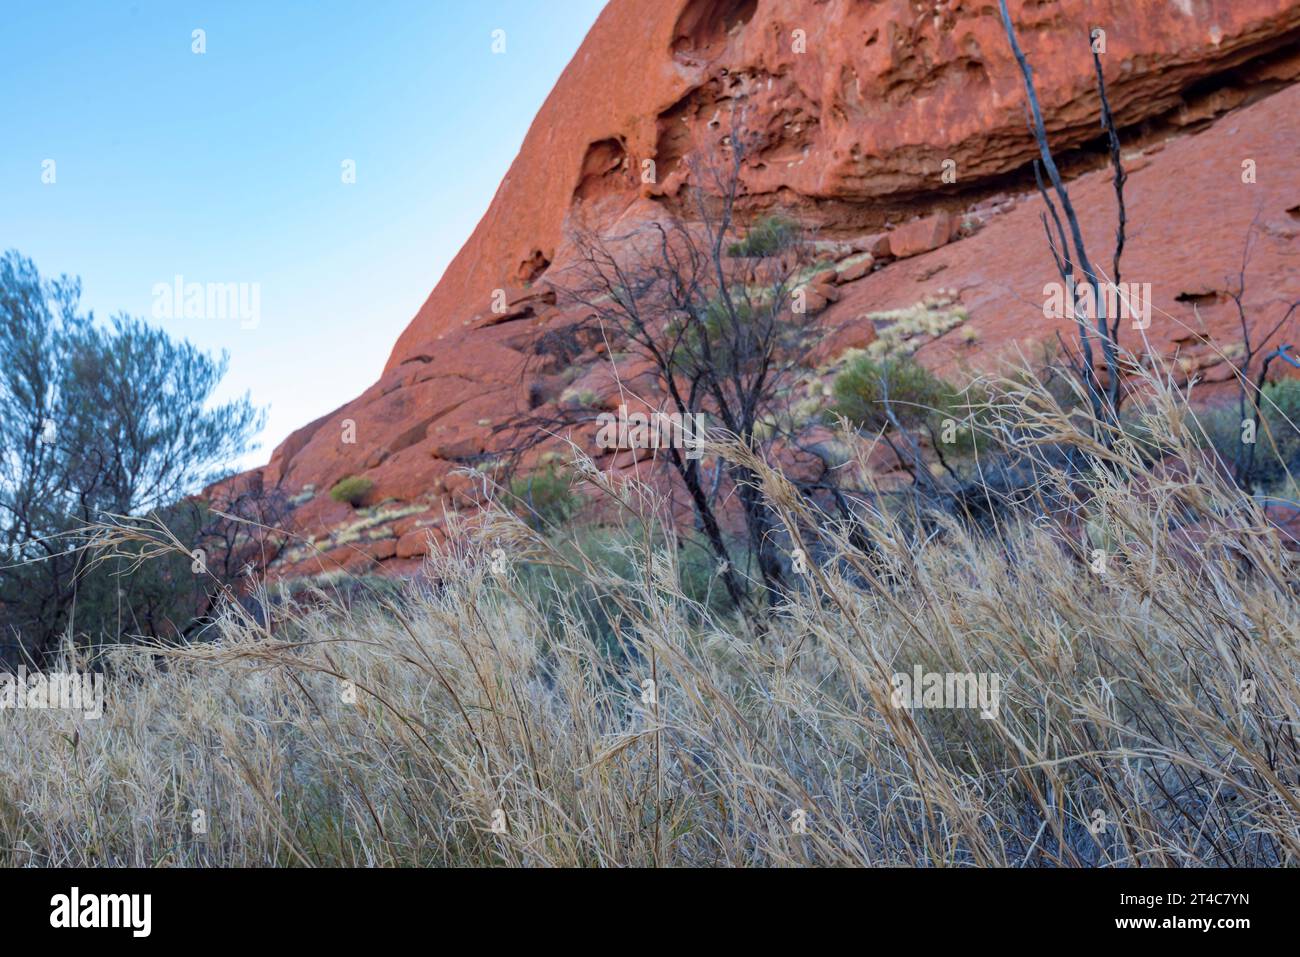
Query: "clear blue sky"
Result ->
[[0, 0, 607, 470]]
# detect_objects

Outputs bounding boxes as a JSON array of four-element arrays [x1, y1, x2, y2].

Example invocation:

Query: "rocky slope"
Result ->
[[236, 0, 1300, 579]]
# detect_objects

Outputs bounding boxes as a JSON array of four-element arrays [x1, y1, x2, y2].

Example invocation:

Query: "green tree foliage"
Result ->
[[0, 251, 265, 663]]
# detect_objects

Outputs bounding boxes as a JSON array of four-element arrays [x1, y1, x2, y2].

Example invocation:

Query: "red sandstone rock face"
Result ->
[[827, 81, 1300, 389], [234, 0, 1300, 578], [388, 0, 1300, 369]]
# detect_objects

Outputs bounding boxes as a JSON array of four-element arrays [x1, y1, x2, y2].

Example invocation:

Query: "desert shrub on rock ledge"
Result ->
[[860, 294, 969, 360], [329, 476, 374, 507], [726, 214, 797, 258]]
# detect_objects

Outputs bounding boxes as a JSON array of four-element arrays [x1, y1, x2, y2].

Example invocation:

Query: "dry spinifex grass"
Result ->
[[1, 357, 1297, 867]]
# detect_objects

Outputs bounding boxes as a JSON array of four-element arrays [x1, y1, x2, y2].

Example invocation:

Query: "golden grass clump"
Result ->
[[0, 355, 1297, 867]]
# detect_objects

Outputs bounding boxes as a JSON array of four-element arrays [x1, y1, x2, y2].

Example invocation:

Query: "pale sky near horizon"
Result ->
[[0, 0, 608, 471]]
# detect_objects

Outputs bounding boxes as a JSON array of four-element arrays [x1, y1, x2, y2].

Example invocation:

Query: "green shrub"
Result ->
[[510, 464, 580, 530], [514, 524, 743, 659], [1260, 377, 1300, 464], [330, 476, 373, 507], [825, 353, 995, 458], [828, 354, 954, 433], [1199, 378, 1300, 490], [727, 215, 797, 258]]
